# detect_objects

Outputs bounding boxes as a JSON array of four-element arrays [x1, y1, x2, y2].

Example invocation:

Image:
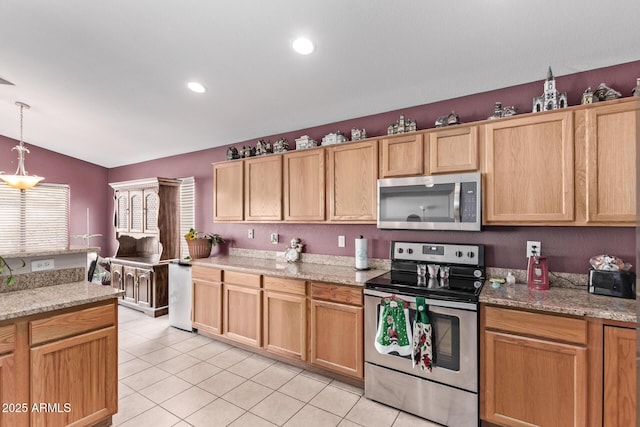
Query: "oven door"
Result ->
[[364, 289, 478, 393]]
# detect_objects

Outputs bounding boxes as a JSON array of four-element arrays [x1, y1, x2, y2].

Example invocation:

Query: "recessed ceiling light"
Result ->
[[292, 37, 314, 55], [187, 81, 206, 93]]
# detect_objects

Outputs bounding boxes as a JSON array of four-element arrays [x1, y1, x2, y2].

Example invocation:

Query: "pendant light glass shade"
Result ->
[[0, 102, 43, 189]]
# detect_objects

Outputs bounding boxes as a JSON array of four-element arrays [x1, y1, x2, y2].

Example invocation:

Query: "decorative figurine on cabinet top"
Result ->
[[321, 131, 348, 146], [226, 146, 240, 160], [284, 238, 304, 263], [592, 83, 622, 102], [435, 111, 461, 127], [488, 102, 518, 120], [581, 87, 594, 105], [255, 139, 273, 156], [532, 66, 568, 112], [387, 114, 417, 135], [633, 78, 640, 97], [240, 145, 256, 158], [295, 135, 318, 150], [273, 138, 289, 153], [351, 128, 367, 141]]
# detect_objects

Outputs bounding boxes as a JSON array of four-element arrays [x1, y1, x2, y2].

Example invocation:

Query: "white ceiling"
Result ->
[[0, 0, 638, 168]]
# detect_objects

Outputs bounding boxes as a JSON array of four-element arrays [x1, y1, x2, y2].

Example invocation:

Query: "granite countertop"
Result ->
[[0, 281, 124, 322], [480, 282, 636, 323], [1, 246, 100, 259], [190, 256, 387, 286]]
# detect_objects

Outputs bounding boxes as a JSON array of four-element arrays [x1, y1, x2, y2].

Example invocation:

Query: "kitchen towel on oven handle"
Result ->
[[374, 296, 412, 356], [412, 297, 433, 372]]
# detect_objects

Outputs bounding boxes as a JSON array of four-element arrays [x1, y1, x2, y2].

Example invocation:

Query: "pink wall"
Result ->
[[3, 61, 637, 274], [0, 135, 109, 250]]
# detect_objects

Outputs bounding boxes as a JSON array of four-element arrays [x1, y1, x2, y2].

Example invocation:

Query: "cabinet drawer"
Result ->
[[224, 270, 261, 288], [0, 324, 15, 355], [310, 282, 362, 306], [30, 302, 117, 346], [484, 305, 587, 345], [263, 276, 306, 296], [192, 265, 222, 282]]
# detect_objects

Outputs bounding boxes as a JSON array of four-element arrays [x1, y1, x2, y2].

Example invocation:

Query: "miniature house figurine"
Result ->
[[592, 83, 622, 102], [273, 138, 289, 153], [351, 128, 367, 141], [387, 114, 417, 135], [581, 87, 593, 104], [633, 78, 640, 97], [532, 67, 568, 112]]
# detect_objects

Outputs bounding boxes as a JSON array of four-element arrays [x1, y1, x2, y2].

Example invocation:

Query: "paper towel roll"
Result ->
[[355, 236, 368, 270]]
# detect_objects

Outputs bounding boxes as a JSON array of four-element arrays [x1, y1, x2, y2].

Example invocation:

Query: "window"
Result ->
[[0, 183, 70, 253], [178, 177, 195, 259]]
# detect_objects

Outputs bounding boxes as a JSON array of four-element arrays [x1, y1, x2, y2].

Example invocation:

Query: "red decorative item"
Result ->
[[527, 256, 549, 290]]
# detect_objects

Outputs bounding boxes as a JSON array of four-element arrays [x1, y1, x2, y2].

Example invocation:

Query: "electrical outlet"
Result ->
[[526, 241, 541, 258], [338, 235, 346, 248], [31, 259, 54, 272], [248, 228, 254, 239], [270, 233, 279, 244]]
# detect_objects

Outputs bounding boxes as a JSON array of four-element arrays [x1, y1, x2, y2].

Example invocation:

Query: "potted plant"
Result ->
[[184, 228, 224, 259], [0, 256, 25, 287]]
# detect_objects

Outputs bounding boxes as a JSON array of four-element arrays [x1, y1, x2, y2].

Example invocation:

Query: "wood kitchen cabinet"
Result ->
[[223, 271, 262, 347], [112, 261, 168, 317], [327, 140, 378, 222], [213, 160, 244, 222], [603, 325, 636, 427], [380, 133, 424, 177], [481, 305, 588, 427], [309, 282, 363, 379], [110, 263, 123, 296], [428, 125, 479, 174], [262, 276, 306, 361], [483, 110, 574, 224], [191, 266, 223, 335], [575, 98, 638, 226], [0, 325, 18, 427], [283, 148, 325, 221], [122, 265, 153, 308], [244, 155, 282, 221], [115, 189, 158, 234], [29, 301, 118, 427]]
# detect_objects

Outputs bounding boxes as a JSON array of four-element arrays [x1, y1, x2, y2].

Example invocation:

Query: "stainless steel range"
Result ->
[[364, 241, 485, 427]]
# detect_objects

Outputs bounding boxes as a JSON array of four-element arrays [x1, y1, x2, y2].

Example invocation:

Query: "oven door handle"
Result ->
[[364, 289, 477, 311]]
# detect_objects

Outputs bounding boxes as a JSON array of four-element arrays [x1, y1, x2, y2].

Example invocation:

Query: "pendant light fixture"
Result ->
[[0, 101, 43, 189]]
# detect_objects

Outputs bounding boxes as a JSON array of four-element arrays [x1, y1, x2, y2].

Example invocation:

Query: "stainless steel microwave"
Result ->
[[377, 172, 481, 231]]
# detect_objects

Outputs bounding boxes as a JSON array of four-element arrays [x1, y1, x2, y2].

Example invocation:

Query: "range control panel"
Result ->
[[391, 241, 484, 266]]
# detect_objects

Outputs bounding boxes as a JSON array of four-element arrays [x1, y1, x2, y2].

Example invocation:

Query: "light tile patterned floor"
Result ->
[[114, 306, 440, 427]]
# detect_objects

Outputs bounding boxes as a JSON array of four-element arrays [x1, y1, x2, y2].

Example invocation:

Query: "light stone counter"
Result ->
[[480, 282, 636, 323], [0, 281, 124, 322], [190, 255, 387, 287]]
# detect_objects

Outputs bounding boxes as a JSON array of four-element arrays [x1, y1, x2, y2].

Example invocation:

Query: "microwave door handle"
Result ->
[[453, 182, 461, 222]]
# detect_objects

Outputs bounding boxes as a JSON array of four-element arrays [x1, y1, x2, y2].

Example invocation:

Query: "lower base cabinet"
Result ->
[[223, 271, 262, 347], [110, 260, 168, 317], [263, 277, 306, 361], [191, 266, 223, 335], [603, 326, 636, 427]]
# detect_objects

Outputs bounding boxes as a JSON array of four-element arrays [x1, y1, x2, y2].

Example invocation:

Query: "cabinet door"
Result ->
[[244, 155, 282, 221], [327, 141, 378, 221], [136, 268, 153, 307], [114, 191, 129, 232], [428, 125, 478, 173], [110, 264, 123, 294], [192, 279, 223, 335], [30, 327, 117, 427], [223, 284, 262, 347], [483, 330, 587, 427], [283, 149, 325, 221], [213, 161, 244, 221], [123, 267, 137, 303], [0, 352, 19, 427], [484, 111, 574, 224], [128, 190, 144, 233], [380, 133, 424, 177], [263, 290, 306, 360], [310, 299, 363, 379], [143, 189, 159, 233], [604, 326, 636, 427], [582, 101, 637, 224]]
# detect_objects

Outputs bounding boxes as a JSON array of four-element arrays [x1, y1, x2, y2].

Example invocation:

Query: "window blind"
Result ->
[[178, 177, 195, 259], [0, 183, 70, 253]]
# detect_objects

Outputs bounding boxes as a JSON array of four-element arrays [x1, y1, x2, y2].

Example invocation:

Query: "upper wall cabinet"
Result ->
[[213, 161, 244, 222], [428, 125, 479, 174], [483, 111, 575, 224], [283, 149, 325, 221], [327, 140, 378, 222], [575, 99, 638, 226], [244, 155, 282, 221], [380, 133, 424, 177]]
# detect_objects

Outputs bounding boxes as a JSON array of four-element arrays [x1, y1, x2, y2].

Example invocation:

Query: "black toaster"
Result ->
[[588, 270, 636, 299]]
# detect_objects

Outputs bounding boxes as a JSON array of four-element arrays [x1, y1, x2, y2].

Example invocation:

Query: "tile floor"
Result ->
[[115, 306, 440, 427]]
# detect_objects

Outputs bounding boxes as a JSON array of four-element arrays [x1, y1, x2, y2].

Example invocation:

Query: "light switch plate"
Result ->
[[248, 228, 254, 239], [338, 235, 346, 248], [270, 233, 279, 244], [32, 259, 54, 272]]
